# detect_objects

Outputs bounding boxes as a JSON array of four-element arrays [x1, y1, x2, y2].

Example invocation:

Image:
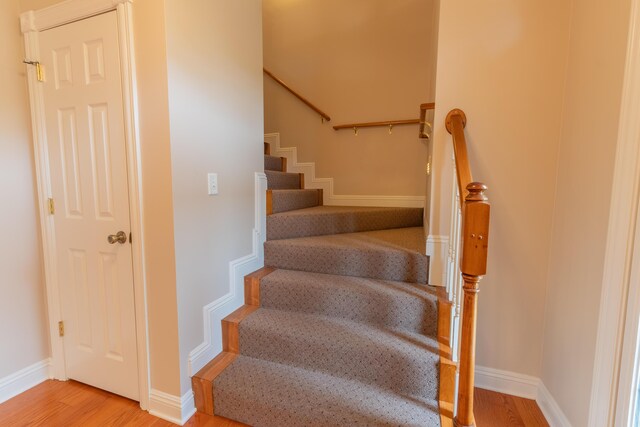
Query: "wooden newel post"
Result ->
[[454, 182, 490, 427]]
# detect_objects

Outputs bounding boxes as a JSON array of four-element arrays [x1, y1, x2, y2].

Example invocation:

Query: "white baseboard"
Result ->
[[475, 365, 539, 399], [537, 382, 572, 427], [148, 389, 196, 425], [0, 358, 52, 404], [475, 366, 571, 427], [264, 133, 426, 208], [188, 172, 267, 376]]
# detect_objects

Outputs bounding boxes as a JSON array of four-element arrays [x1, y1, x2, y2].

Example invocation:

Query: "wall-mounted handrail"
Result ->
[[263, 68, 331, 122], [419, 102, 435, 138], [333, 119, 421, 131], [332, 103, 435, 137], [445, 108, 490, 427]]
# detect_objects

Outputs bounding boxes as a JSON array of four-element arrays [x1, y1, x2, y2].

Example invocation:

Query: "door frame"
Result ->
[[20, 0, 150, 409], [588, 0, 640, 424]]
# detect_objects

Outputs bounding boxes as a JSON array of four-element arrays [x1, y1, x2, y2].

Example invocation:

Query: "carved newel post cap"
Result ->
[[465, 182, 488, 201]]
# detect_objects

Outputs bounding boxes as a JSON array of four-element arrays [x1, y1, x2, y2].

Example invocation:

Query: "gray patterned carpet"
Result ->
[[210, 144, 440, 426], [270, 189, 322, 214], [267, 205, 423, 240]]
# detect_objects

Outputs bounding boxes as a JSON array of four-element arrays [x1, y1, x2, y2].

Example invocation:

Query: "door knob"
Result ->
[[107, 231, 127, 244]]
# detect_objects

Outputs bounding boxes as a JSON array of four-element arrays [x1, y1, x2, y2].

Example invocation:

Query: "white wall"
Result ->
[[432, 0, 572, 377], [0, 0, 49, 380], [540, 0, 633, 424], [163, 0, 264, 394], [263, 0, 437, 197]]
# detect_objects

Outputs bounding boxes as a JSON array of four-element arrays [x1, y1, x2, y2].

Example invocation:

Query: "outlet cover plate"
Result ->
[[207, 173, 218, 195]]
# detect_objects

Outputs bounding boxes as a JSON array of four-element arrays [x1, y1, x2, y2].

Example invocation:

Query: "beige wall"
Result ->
[[14, 0, 265, 399], [540, 0, 632, 424], [163, 0, 264, 394], [263, 0, 437, 197], [432, 0, 572, 377], [0, 0, 49, 379], [19, 0, 61, 11], [18, 0, 185, 396], [132, 0, 182, 396]]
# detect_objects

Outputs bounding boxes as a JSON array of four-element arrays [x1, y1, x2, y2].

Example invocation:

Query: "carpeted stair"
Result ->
[[192, 142, 445, 426], [268, 189, 322, 214]]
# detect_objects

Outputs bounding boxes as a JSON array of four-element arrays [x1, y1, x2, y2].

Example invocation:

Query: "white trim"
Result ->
[[21, 0, 131, 33], [20, 0, 151, 409], [475, 365, 539, 400], [537, 382, 572, 427], [474, 366, 571, 427], [116, 2, 151, 410], [23, 27, 66, 381], [148, 389, 196, 426], [0, 359, 53, 404], [264, 133, 426, 208], [589, 0, 640, 425], [615, 183, 640, 425], [426, 235, 449, 287], [188, 172, 267, 376]]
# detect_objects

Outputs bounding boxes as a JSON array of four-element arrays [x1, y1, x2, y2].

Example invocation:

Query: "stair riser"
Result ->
[[258, 273, 438, 336], [213, 356, 441, 427], [267, 189, 323, 215], [267, 208, 423, 240], [264, 155, 287, 172], [266, 170, 303, 190], [264, 243, 428, 283], [237, 312, 440, 399]]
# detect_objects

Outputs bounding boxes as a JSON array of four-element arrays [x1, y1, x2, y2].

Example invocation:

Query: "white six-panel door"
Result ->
[[39, 11, 139, 400]]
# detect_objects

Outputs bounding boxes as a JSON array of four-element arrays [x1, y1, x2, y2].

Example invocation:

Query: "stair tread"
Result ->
[[270, 205, 422, 218], [268, 226, 426, 252], [259, 269, 439, 336], [265, 227, 428, 282], [267, 205, 423, 240], [264, 227, 429, 283], [238, 307, 440, 397], [213, 354, 441, 426]]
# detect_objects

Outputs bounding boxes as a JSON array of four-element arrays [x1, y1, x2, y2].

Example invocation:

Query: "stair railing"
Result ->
[[445, 109, 490, 427], [263, 68, 331, 122], [332, 103, 435, 139]]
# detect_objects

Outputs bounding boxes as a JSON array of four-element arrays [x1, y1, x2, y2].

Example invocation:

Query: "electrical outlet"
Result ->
[[207, 173, 218, 195]]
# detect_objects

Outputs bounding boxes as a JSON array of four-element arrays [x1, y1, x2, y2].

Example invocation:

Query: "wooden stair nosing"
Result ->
[[438, 295, 456, 427], [192, 351, 237, 415], [193, 267, 454, 423], [281, 156, 287, 172], [222, 305, 259, 353], [266, 189, 273, 216], [192, 267, 276, 415], [244, 266, 276, 306]]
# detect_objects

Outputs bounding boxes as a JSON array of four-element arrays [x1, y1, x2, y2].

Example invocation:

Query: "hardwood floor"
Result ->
[[0, 380, 548, 426], [474, 388, 549, 427]]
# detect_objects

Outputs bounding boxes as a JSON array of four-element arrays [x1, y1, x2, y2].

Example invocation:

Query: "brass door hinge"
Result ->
[[23, 60, 44, 82], [58, 321, 64, 337], [47, 198, 55, 215]]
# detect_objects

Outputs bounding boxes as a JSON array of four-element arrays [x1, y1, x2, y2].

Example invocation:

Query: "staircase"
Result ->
[[191, 142, 456, 426]]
